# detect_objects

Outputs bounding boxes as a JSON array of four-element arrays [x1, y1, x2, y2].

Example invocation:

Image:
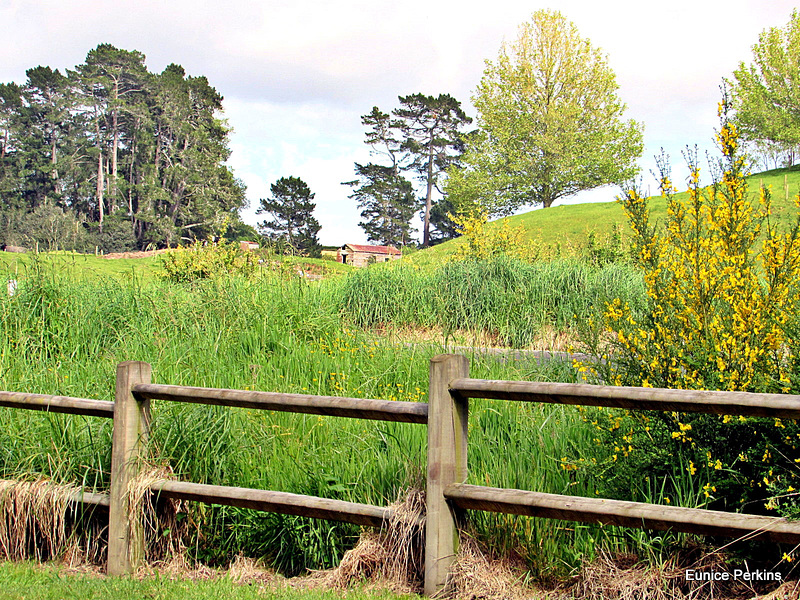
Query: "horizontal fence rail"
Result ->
[[68, 490, 111, 509], [0, 391, 114, 418], [444, 484, 800, 544], [151, 480, 395, 528], [133, 383, 429, 424], [450, 378, 800, 419], [3, 354, 799, 597]]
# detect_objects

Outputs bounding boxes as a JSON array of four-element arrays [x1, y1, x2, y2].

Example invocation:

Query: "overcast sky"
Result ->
[[1, 0, 796, 245]]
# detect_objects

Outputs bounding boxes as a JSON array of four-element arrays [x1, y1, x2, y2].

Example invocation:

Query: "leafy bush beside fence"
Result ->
[[578, 98, 800, 542]]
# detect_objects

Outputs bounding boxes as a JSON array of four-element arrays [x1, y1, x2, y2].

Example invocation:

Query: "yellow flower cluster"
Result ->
[[607, 119, 800, 394], [452, 209, 539, 262]]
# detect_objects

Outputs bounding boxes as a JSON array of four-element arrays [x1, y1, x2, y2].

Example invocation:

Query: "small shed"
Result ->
[[337, 244, 401, 267], [239, 241, 260, 251]]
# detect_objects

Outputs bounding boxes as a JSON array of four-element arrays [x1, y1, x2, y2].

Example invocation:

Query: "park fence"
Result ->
[[1, 354, 800, 596]]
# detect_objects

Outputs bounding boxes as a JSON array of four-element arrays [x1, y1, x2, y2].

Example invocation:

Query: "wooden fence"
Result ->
[[2, 354, 800, 596]]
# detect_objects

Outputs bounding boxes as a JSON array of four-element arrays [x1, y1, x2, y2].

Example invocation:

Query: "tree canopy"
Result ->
[[447, 10, 643, 216], [0, 44, 246, 251], [730, 10, 800, 164], [347, 96, 471, 247], [257, 176, 321, 257]]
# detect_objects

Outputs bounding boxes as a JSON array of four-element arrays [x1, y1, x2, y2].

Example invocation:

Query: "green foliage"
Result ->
[[447, 9, 643, 216], [344, 162, 416, 246], [338, 256, 644, 348], [452, 210, 538, 263], [579, 99, 800, 539], [0, 204, 93, 252], [730, 10, 800, 161], [584, 223, 628, 266], [257, 177, 321, 257], [0, 264, 615, 576], [159, 240, 259, 282], [355, 96, 472, 247], [393, 93, 472, 246], [0, 45, 245, 251]]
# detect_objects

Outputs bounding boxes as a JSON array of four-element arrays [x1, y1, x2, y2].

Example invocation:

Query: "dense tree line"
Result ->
[[0, 44, 246, 252]]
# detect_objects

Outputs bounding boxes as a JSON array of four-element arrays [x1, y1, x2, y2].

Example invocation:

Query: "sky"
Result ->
[[0, 0, 796, 245]]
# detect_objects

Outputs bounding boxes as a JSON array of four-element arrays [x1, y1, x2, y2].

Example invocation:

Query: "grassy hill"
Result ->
[[409, 164, 800, 265]]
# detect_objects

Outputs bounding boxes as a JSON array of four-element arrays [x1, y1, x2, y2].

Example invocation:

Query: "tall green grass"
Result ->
[[0, 259, 640, 577], [336, 256, 645, 347]]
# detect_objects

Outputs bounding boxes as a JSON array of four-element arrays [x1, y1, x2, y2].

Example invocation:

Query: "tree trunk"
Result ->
[[110, 77, 119, 212], [422, 144, 434, 247], [97, 151, 105, 232]]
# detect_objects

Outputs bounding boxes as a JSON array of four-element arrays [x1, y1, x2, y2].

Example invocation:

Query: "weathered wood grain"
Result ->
[[450, 378, 800, 419], [133, 383, 428, 423], [0, 391, 114, 418], [151, 480, 393, 527], [425, 354, 469, 597], [108, 361, 151, 576], [445, 484, 800, 543]]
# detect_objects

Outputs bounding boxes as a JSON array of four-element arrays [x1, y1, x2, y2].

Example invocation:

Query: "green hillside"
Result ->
[[410, 165, 800, 265]]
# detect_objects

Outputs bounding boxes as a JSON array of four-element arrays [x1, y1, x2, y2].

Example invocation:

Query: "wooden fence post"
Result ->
[[424, 354, 469, 596], [108, 361, 152, 576]]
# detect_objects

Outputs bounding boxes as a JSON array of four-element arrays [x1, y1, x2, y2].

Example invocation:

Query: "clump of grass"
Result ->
[[334, 256, 645, 348], [0, 478, 104, 563], [309, 489, 425, 594]]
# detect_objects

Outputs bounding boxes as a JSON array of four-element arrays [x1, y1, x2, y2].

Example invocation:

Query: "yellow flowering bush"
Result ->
[[160, 239, 260, 282], [581, 96, 800, 520], [452, 209, 538, 262]]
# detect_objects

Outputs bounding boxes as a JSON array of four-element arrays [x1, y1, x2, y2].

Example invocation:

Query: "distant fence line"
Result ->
[[2, 356, 800, 596]]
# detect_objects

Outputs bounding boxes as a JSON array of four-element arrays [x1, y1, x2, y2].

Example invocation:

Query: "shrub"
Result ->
[[579, 95, 800, 535], [452, 210, 538, 262], [160, 240, 260, 283]]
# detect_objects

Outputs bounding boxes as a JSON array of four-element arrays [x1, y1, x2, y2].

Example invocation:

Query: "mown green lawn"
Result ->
[[0, 561, 417, 600], [0, 250, 351, 284], [410, 165, 800, 266]]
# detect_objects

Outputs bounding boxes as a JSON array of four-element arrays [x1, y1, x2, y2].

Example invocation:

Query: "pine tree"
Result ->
[[393, 93, 471, 246], [257, 176, 321, 257], [345, 162, 416, 246]]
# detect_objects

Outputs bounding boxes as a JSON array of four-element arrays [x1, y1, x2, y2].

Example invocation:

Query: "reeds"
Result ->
[[336, 257, 645, 348], [0, 260, 641, 576]]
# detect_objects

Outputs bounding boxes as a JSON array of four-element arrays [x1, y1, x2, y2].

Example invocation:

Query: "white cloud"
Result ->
[[2, 0, 799, 243]]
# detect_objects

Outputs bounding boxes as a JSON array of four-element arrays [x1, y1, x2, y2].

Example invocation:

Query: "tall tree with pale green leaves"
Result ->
[[447, 10, 643, 216], [730, 10, 800, 165]]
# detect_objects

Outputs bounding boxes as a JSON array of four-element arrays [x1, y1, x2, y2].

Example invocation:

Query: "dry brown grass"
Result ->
[[564, 550, 798, 600], [302, 488, 426, 594], [0, 477, 106, 565], [126, 466, 185, 566], [444, 535, 548, 600]]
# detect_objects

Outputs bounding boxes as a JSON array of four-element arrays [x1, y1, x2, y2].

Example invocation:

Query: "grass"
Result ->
[[0, 561, 418, 600], [5, 236, 782, 582], [409, 165, 800, 265], [0, 249, 352, 286], [0, 251, 163, 282], [336, 256, 645, 348], [0, 265, 621, 578]]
